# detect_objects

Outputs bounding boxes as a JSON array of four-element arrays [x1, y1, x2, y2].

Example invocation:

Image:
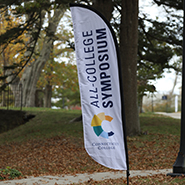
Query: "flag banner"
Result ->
[[70, 3, 127, 170]]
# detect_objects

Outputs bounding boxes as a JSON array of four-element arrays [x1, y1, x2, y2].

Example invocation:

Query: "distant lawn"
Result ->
[[140, 112, 180, 136]]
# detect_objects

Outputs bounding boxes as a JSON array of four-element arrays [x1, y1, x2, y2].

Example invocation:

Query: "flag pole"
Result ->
[[70, 3, 130, 183], [116, 24, 130, 184], [119, 59, 130, 185], [167, 0, 185, 177]]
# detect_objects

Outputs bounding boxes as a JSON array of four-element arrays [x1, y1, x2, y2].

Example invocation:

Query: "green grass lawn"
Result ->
[[0, 108, 181, 145], [0, 108, 83, 144], [140, 112, 180, 136], [0, 108, 184, 184]]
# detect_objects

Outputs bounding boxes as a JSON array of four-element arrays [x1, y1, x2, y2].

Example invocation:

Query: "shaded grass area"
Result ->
[[0, 108, 83, 144], [0, 109, 26, 134], [0, 109, 182, 183]]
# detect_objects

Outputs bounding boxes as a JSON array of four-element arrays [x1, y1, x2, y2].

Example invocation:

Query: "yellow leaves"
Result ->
[[0, 8, 27, 76]]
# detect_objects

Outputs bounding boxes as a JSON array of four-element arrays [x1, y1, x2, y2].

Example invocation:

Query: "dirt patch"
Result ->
[[0, 109, 35, 133]]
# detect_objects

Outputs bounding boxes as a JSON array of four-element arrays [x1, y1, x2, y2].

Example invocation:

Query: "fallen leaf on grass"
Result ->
[[0, 133, 180, 181]]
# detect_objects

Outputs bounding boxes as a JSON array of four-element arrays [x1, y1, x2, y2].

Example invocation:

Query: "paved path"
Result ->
[[0, 169, 172, 185], [155, 112, 181, 119]]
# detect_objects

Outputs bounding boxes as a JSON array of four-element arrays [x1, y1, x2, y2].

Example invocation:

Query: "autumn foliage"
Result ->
[[0, 110, 182, 184]]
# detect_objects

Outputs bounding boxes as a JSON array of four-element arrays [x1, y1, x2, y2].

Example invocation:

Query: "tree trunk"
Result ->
[[1, 91, 6, 106], [35, 89, 44, 107], [168, 72, 179, 108], [138, 95, 144, 113], [10, 79, 22, 107], [91, 0, 140, 136], [21, 40, 53, 107], [44, 42, 54, 108], [21, 7, 65, 107], [92, 0, 114, 21], [1, 50, 7, 106], [6, 72, 22, 107], [44, 84, 52, 108], [169, 72, 178, 97], [120, 0, 140, 136]]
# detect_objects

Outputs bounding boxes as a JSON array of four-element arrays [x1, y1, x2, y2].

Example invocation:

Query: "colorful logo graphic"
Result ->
[[91, 112, 114, 139]]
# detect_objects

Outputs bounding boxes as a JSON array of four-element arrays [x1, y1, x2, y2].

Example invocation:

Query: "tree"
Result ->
[[36, 13, 76, 108], [137, 14, 177, 112], [21, 6, 65, 107], [0, 0, 183, 135], [0, 0, 75, 107], [119, 0, 140, 135], [92, 0, 114, 21], [91, 0, 140, 136], [51, 62, 80, 109], [153, 0, 183, 10], [0, 8, 27, 106], [0, 1, 43, 89], [137, 62, 162, 113], [90, 0, 183, 135], [37, 58, 80, 109], [5, 6, 66, 107]]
